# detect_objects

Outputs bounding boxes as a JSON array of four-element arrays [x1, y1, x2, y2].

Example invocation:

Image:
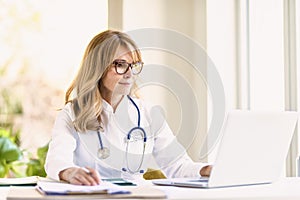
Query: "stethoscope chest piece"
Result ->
[[96, 130, 110, 159], [98, 146, 110, 159]]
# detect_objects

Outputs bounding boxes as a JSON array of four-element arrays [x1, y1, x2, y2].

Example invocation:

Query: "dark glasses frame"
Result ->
[[112, 59, 144, 75]]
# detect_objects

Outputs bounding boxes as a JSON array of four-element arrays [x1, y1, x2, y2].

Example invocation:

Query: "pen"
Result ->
[[81, 167, 91, 174]]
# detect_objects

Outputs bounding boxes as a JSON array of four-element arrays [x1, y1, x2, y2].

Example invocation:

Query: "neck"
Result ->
[[99, 85, 124, 112]]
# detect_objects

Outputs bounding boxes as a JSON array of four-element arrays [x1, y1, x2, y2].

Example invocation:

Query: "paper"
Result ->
[[37, 181, 131, 195], [0, 176, 39, 186]]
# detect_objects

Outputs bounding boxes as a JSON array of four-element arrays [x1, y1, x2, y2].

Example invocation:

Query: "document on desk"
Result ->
[[7, 182, 167, 199], [36, 181, 130, 195]]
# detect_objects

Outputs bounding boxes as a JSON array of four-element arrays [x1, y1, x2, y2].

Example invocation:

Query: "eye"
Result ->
[[119, 63, 128, 68], [114, 60, 127, 67], [133, 62, 140, 67], [117, 63, 124, 67]]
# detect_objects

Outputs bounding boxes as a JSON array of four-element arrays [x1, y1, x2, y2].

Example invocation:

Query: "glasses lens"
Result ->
[[114, 61, 129, 74], [131, 62, 143, 74], [113, 60, 143, 74]]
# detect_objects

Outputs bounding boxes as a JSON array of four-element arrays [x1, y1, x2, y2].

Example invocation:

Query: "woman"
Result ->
[[45, 30, 211, 185]]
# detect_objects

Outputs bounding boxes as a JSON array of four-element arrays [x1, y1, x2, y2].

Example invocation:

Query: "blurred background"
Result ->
[[0, 0, 300, 177]]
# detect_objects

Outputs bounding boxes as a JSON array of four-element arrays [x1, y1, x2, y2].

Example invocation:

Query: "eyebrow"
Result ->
[[113, 59, 127, 62]]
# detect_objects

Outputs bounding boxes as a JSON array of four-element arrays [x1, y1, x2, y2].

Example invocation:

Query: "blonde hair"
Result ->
[[65, 30, 142, 133]]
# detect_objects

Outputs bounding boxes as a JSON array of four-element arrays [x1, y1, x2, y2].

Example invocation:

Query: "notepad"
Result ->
[[36, 181, 130, 195], [7, 185, 167, 200]]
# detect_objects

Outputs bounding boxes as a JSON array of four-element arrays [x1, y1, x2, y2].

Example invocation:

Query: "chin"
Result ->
[[114, 88, 131, 96]]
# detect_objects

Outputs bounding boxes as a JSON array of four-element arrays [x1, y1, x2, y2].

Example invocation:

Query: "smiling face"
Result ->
[[100, 46, 137, 105]]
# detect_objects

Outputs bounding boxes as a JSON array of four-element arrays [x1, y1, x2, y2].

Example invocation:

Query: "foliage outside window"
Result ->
[[0, 73, 48, 178]]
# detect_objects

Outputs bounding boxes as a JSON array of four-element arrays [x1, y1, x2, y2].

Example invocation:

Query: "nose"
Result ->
[[123, 66, 133, 78]]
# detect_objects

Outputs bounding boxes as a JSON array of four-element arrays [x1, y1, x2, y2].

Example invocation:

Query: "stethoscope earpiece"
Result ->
[[122, 167, 144, 174]]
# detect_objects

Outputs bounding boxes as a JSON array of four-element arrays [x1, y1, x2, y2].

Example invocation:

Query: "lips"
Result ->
[[119, 82, 132, 86]]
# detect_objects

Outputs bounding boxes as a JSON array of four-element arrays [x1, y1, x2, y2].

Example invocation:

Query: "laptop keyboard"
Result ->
[[189, 177, 209, 183]]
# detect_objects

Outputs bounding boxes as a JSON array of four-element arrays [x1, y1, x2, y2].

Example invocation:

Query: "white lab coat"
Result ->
[[45, 96, 207, 181]]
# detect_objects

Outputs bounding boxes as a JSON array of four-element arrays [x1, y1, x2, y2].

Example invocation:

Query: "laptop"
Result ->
[[153, 110, 299, 188]]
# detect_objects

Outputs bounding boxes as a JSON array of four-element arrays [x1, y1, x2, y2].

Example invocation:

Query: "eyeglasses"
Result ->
[[112, 59, 143, 75]]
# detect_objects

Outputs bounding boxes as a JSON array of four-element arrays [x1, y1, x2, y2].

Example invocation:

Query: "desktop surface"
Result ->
[[1, 177, 300, 200], [155, 177, 300, 199]]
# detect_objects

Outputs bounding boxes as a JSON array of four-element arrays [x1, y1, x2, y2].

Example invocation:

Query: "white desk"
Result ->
[[1, 177, 300, 200], [155, 177, 300, 199]]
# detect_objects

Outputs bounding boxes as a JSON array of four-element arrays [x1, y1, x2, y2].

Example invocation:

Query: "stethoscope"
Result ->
[[96, 95, 147, 174]]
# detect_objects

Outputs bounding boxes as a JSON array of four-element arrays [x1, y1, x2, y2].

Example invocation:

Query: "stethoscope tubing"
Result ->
[[96, 95, 147, 174], [125, 95, 147, 174], [97, 130, 104, 150]]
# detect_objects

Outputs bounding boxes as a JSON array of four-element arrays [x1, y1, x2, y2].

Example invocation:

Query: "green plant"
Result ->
[[0, 127, 49, 178], [0, 137, 23, 177], [0, 89, 23, 115], [0, 127, 21, 146], [26, 143, 48, 177]]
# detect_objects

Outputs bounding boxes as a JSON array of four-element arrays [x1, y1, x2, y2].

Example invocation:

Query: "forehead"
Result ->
[[115, 46, 132, 60], [114, 46, 139, 62]]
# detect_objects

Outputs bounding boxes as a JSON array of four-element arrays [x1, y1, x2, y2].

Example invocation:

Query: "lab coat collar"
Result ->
[[101, 96, 127, 114], [101, 99, 114, 113]]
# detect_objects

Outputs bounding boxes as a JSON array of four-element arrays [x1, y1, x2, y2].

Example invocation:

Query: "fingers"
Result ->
[[60, 167, 101, 186], [200, 165, 213, 177], [85, 166, 101, 184], [70, 172, 97, 186]]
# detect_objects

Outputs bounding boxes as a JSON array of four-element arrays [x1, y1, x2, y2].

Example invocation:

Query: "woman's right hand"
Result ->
[[59, 166, 101, 185]]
